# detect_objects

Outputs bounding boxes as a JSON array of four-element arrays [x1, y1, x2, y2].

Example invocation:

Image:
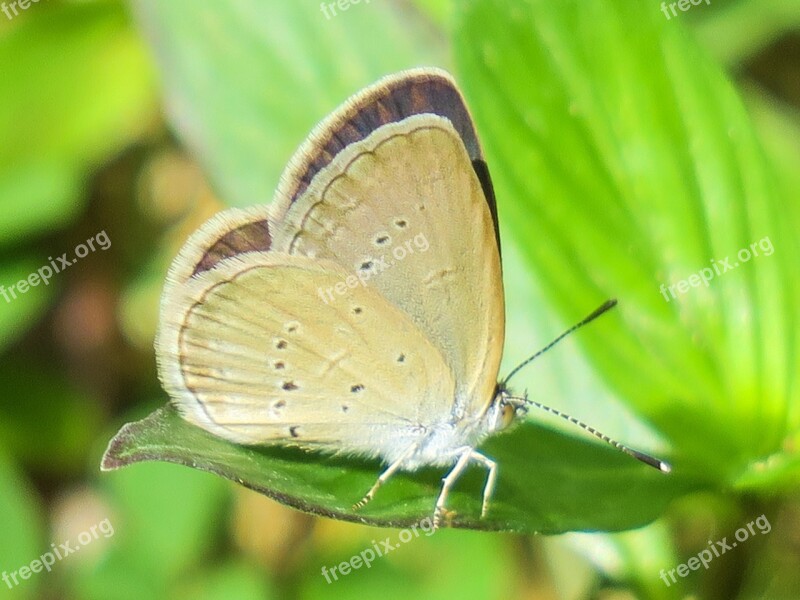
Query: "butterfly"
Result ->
[[156, 68, 668, 528]]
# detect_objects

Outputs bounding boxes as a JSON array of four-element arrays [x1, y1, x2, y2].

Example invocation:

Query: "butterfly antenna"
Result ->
[[502, 299, 618, 386], [508, 394, 671, 473]]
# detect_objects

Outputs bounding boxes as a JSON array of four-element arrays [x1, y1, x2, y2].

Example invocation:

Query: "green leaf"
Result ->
[[0, 163, 81, 247], [455, 0, 800, 489], [101, 405, 697, 534], [130, 0, 445, 208]]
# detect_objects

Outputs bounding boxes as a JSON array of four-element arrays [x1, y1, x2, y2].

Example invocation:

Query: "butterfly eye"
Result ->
[[500, 403, 516, 429]]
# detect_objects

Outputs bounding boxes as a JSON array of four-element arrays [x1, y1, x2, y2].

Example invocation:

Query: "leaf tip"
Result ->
[[99, 422, 136, 471]]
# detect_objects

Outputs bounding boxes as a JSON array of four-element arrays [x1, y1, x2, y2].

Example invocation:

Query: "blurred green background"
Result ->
[[0, 0, 798, 598]]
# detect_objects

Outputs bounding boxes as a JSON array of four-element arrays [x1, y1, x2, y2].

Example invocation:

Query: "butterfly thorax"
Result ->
[[394, 384, 525, 470]]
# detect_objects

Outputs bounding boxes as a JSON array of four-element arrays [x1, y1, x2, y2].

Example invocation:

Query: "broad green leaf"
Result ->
[[130, 0, 445, 208], [102, 405, 698, 533], [0, 0, 156, 245], [0, 163, 81, 247], [455, 0, 799, 488], [744, 90, 800, 230]]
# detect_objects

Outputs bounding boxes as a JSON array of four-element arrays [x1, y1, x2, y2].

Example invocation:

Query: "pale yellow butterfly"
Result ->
[[156, 68, 668, 527]]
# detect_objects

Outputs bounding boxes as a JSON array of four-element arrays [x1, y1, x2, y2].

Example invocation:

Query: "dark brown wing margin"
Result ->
[[191, 219, 272, 277], [279, 68, 500, 253]]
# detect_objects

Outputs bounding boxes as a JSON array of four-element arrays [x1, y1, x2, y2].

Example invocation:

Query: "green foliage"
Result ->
[[456, 0, 799, 488]]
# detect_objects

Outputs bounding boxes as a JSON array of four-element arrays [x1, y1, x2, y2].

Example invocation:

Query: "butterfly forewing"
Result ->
[[270, 115, 504, 417]]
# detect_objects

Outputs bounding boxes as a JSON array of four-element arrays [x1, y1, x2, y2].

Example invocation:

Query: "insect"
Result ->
[[156, 68, 668, 527]]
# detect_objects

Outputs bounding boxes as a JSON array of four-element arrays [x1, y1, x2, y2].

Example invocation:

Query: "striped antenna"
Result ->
[[502, 299, 670, 473], [507, 395, 670, 472], [502, 299, 618, 386]]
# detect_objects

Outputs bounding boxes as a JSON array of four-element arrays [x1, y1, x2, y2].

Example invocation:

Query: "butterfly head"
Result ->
[[484, 383, 529, 434]]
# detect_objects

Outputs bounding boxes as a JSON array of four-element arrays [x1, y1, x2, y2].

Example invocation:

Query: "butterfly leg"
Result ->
[[353, 442, 420, 511], [468, 451, 497, 518], [433, 447, 473, 528], [433, 449, 497, 527]]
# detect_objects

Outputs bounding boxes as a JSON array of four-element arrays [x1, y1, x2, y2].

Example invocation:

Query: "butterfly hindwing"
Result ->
[[157, 252, 455, 460]]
